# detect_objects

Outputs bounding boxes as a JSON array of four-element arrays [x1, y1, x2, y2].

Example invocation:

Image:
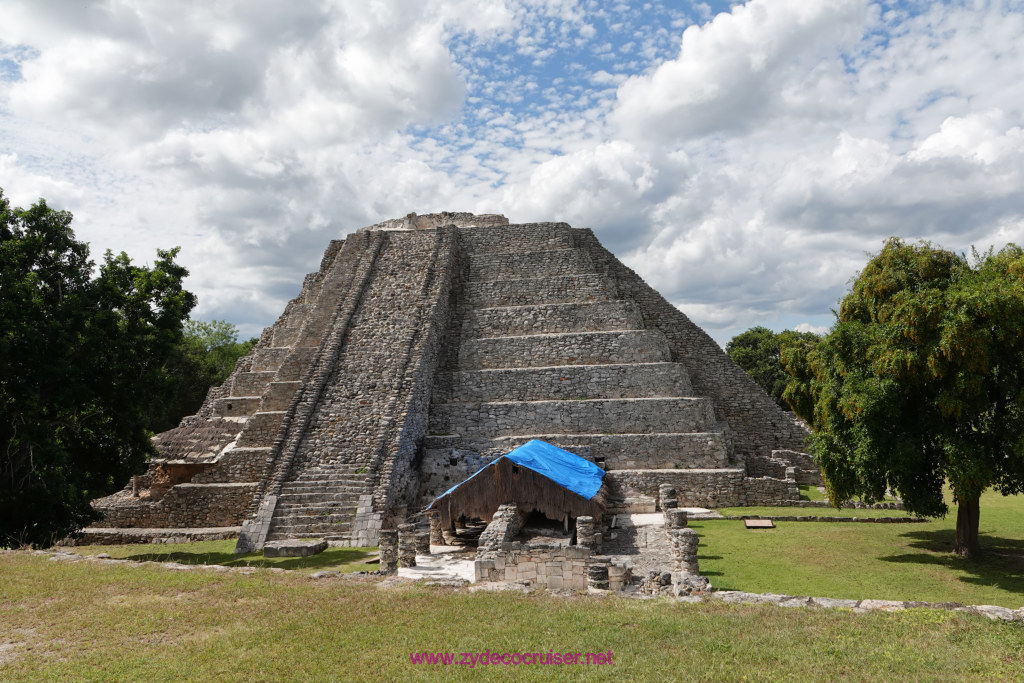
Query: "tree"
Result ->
[[151, 319, 257, 433], [782, 238, 1024, 558], [726, 326, 821, 409], [0, 190, 196, 548]]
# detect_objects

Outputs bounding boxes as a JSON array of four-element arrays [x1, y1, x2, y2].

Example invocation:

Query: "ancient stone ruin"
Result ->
[[87, 212, 818, 563]]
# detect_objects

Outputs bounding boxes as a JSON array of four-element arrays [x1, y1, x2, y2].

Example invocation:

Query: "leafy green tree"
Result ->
[[782, 238, 1024, 557], [0, 190, 196, 548], [726, 326, 820, 409], [152, 319, 256, 432]]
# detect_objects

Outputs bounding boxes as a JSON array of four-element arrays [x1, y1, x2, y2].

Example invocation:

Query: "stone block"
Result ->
[[263, 539, 328, 558]]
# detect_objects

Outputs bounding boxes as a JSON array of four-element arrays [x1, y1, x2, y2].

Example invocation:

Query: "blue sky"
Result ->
[[2, 0, 1024, 345]]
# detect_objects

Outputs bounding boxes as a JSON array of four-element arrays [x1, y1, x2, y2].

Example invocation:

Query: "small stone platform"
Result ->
[[263, 539, 328, 558]]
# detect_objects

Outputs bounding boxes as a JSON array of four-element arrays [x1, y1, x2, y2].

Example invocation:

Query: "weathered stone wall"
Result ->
[[462, 300, 644, 338], [190, 447, 268, 484], [477, 504, 524, 553], [467, 248, 594, 281], [606, 469, 746, 509], [444, 362, 692, 403], [458, 329, 670, 370], [96, 483, 255, 528], [430, 397, 718, 438], [744, 472, 801, 505], [475, 544, 591, 591]]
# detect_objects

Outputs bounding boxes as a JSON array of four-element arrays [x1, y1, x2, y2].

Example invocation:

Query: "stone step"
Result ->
[[261, 381, 301, 411], [233, 371, 276, 397], [267, 521, 353, 539], [463, 274, 613, 309], [212, 396, 261, 418], [457, 330, 670, 370], [290, 471, 369, 482], [190, 447, 270, 483], [292, 467, 369, 476], [235, 411, 286, 448], [444, 362, 693, 402], [272, 325, 303, 348], [467, 248, 593, 282], [462, 300, 644, 338], [428, 397, 718, 437], [460, 223, 575, 253], [272, 512, 355, 525], [423, 432, 730, 470], [275, 501, 357, 512], [273, 346, 316, 382], [278, 490, 364, 501], [251, 347, 292, 372], [277, 487, 363, 499]]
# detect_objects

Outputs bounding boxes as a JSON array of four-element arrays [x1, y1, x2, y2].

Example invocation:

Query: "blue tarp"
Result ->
[[432, 439, 605, 504]]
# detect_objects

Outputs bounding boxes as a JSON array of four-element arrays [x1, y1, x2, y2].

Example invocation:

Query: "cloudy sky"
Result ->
[[2, 0, 1023, 345]]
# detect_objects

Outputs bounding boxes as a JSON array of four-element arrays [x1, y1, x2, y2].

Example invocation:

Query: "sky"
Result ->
[[2, 0, 1024, 346]]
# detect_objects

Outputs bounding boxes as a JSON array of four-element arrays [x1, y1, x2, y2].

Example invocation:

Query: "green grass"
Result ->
[[799, 484, 827, 501], [69, 540, 378, 574], [717, 505, 917, 518], [699, 489, 1024, 606], [1, 551, 1022, 681]]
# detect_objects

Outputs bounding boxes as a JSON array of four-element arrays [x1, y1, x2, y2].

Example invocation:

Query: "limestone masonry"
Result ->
[[88, 213, 817, 549]]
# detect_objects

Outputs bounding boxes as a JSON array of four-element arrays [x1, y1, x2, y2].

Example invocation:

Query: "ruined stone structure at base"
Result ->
[[86, 212, 817, 551]]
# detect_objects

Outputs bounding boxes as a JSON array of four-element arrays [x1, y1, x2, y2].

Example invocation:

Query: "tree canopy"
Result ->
[[151, 319, 256, 433], [0, 190, 196, 548], [782, 238, 1024, 557], [726, 326, 820, 410]]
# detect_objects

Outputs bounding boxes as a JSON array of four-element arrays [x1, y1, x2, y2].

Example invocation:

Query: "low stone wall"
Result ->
[[744, 473, 800, 505], [475, 544, 591, 591], [63, 527, 240, 545], [606, 470, 746, 509], [95, 483, 256, 528], [772, 449, 824, 485]]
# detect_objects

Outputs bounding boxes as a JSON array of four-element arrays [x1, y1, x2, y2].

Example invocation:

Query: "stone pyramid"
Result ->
[[88, 213, 817, 549]]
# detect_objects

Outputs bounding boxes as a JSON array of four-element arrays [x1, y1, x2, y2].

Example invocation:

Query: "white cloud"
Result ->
[[794, 322, 830, 335], [4, 0, 1024, 346], [612, 0, 868, 142]]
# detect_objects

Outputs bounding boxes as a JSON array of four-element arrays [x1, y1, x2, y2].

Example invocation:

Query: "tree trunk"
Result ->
[[953, 495, 981, 558]]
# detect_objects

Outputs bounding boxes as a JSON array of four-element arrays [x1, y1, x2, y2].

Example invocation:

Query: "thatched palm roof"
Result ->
[[426, 440, 606, 529]]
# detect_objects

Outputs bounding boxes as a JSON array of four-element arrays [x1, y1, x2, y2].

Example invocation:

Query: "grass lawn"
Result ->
[[1, 551, 1022, 681], [699, 489, 1024, 606], [798, 484, 827, 501], [716, 505, 918, 518]]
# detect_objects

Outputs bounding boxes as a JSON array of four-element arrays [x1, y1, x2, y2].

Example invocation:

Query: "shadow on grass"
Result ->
[[108, 547, 375, 571], [879, 528, 1024, 596]]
